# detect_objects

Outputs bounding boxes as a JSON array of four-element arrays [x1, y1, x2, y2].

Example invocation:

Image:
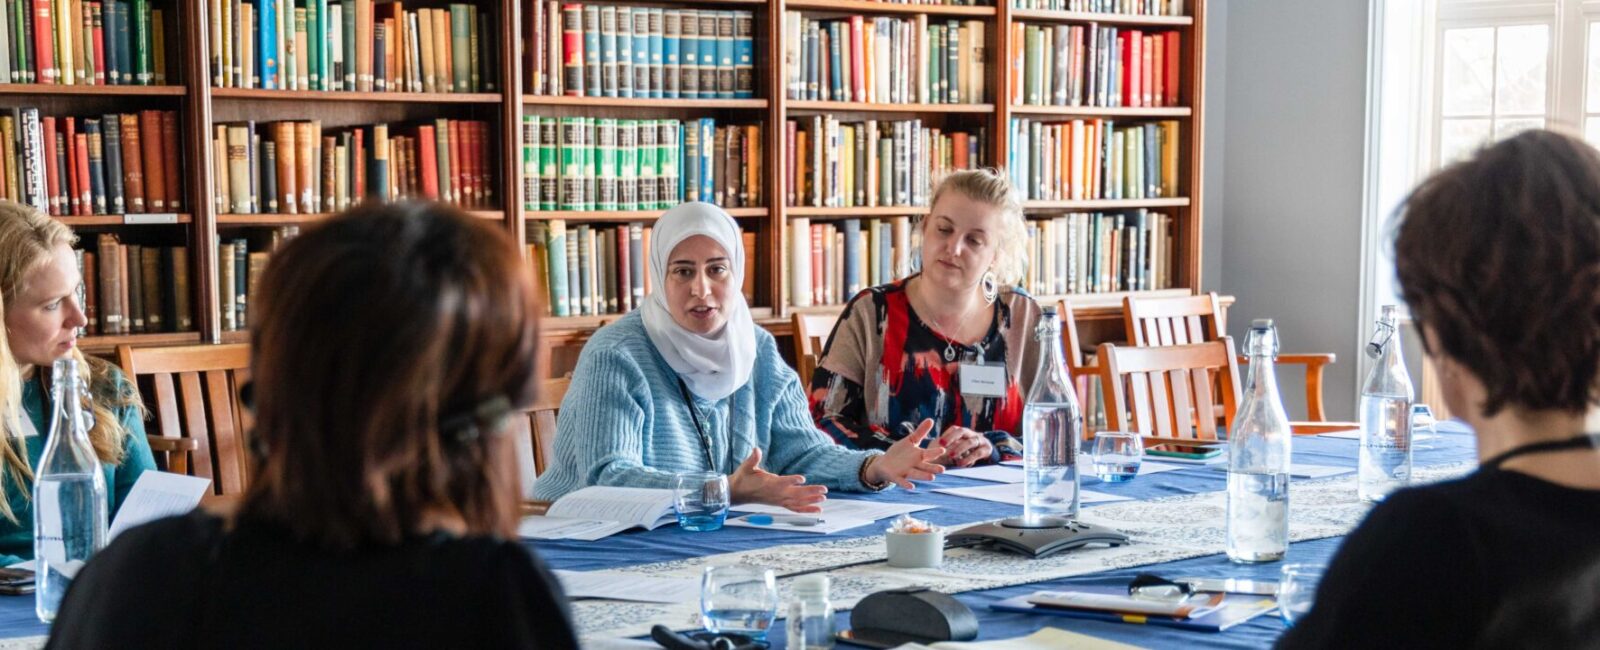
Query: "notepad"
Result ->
[[992, 586, 1278, 633], [108, 471, 211, 541], [519, 486, 679, 540]]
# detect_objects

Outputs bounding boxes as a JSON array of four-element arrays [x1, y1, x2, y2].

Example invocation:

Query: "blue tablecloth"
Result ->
[[0, 424, 1478, 647]]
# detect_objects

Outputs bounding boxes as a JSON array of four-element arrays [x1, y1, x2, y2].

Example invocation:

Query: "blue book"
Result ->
[[114, 1, 133, 84], [341, 0, 355, 89], [698, 118, 714, 202], [733, 11, 753, 98], [616, 6, 633, 98], [827, 21, 844, 102], [576, 225, 593, 315], [647, 8, 663, 98], [842, 219, 860, 297], [102, 1, 119, 85], [547, 222, 569, 317], [715, 11, 733, 99], [600, 5, 618, 98], [306, 0, 319, 89], [678, 9, 698, 99], [584, 5, 601, 98], [662, 9, 679, 99], [991, 588, 1277, 633], [698, 12, 717, 100], [259, 0, 277, 88], [878, 221, 891, 282]]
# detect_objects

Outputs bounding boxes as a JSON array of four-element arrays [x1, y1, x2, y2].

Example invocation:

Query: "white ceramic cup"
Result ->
[[885, 528, 946, 568]]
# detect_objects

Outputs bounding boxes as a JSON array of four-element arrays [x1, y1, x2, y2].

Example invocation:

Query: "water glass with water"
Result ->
[[674, 472, 730, 532], [1277, 563, 1325, 627], [701, 564, 779, 639], [1092, 432, 1143, 482]]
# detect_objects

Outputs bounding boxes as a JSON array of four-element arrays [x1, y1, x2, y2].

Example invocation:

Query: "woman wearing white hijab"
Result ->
[[534, 203, 945, 509]]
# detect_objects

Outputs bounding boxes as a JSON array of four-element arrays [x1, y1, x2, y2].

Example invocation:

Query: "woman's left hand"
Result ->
[[938, 426, 993, 467], [865, 419, 947, 489]]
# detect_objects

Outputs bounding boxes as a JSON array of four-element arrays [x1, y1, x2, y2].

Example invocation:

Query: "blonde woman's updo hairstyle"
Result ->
[[924, 168, 1029, 286]]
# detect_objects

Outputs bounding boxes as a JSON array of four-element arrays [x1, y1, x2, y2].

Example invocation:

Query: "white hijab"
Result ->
[[640, 202, 757, 401]]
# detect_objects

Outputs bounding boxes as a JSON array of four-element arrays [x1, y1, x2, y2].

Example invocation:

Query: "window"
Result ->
[[1437, 23, 1550, 163]]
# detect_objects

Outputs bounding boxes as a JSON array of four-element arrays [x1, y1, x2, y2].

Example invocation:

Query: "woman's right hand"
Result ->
[[728, 448, 828, 513]]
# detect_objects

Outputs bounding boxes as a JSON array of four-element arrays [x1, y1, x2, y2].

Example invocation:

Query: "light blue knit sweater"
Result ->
[[532, 312, 879, 501]]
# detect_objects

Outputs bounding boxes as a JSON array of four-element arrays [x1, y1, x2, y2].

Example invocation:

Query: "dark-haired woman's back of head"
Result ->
[[44, 203, 578, 650]]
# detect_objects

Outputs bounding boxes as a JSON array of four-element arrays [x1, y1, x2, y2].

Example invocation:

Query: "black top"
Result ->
[[1277, 467, 1600, 649], [46, 512, 579, 649]]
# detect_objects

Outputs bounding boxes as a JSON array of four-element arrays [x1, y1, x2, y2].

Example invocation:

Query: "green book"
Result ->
[[307, 0, 319, 89], [539, 117, 557, 211], [637, 120, 657, 210], [450, 4, 471, 92], [467, 4, 480, 91], [596, 118, 617, 211], [433, 119, 453, 204], [617, 120, 637, 211], [582, 118, 597, 210], [1024, 25, 1041, 105], [131, 0, 149, 83], [522, 115, 539, 211], [341, 0, 355, 89], [658, 120, 678, 208], [558, 117, 581, 210]]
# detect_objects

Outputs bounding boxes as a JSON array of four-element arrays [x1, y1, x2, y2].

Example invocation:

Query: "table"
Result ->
[[0, 424, 1477, 648]]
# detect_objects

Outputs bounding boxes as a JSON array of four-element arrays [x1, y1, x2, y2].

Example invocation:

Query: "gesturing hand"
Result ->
[[728, 448, 828, 513], [938, 426, 994, 468], [865, 419, 947, 490]]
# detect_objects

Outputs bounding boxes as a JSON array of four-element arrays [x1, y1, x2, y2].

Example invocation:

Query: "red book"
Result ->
[[615, 224, 630, 311], [447, 120, 462, 206], [161, 111, 181, 210], [139, 110, 166, 212], [41, 117, 60, 215], [849, 15, 864, 102], [785, 121, 796, 206], [1123, 31, 1140, 107], [561, 4, 583, 97], [810, 223, 823, 305], [1165, 32, 1181, 106], [952, 132, 969, 170], [73, 133, 92, 215], [1150, 34, 1164, 107], [460, 121, 474, 207], [33, 0, 56, 84], [475, 122, 489, 206], [353, 128, 366, 201], [417, 124, 438, 199], [63, 118, 81, 215], [118, 113, 145, 212], [91, 2, 105, 84]]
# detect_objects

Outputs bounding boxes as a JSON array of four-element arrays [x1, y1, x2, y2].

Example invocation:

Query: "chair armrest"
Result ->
[[521, 500, 553, 517], [1275, 353, 1336, 367], [1239, 352, 1339, 422], [1289, 421, 1360, 435], [146, 436, 200, 453]]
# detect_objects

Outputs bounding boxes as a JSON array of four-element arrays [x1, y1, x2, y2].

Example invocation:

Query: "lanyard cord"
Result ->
[[1481, 433, 1600, 470], [676, 379, 721, 471]]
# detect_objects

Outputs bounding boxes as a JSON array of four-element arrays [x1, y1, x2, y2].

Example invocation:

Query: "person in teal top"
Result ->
[[0, 200, 156, 566]]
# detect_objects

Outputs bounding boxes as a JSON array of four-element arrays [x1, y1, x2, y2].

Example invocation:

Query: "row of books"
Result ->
[[210, 0, 494, 93], [0, 0, 168, 85], [784, 216, 919, 308], [1022, 209, 1172, 296], [1010, 0, 1184, 15], [526, 220, 756, 317], [786, 116, 985, 208], [212, 118, 494, 215], [526, 2, 754, 99], [1007, 118, 1178, 201], [79, 236, 191, 336], [2, 108, 182, 216], [782, 13, 987, 105], [1012, 23, 1181, 108], [520, 116, 762, 212], [218, 226, 298, 331]]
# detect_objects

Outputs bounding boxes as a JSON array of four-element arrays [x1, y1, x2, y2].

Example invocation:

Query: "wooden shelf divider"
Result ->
[[0, 84, 187, 96], [210, 88, 503, 104], [787, 0, 996, 16], [1009, 8, 1193, 26]]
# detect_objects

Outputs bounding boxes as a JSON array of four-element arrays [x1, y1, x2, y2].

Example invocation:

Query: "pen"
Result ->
[[740, 514, 825, 526]]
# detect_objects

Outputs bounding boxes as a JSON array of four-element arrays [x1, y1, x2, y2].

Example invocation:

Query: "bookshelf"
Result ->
[[9, 0, 1206, 365]]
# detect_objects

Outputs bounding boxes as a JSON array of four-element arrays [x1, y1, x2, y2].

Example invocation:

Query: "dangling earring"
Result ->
[[981, 271, 998, 305]]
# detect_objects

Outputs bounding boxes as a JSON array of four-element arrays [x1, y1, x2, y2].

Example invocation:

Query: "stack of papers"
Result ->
[[519, 486, 678, 541], [965, 462, 1187, 483], [724, 499, 935, 534], [932, 483, 1130, 506]]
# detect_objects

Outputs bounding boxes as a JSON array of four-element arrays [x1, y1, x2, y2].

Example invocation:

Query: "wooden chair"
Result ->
[[1123, 292, 1339, 422], [1056, 299, 1104, 433], [115, 344, 252, 496], [791, 311, 842, 387], [526, 377, 570, 477], [1097, 339, 1242, 441]]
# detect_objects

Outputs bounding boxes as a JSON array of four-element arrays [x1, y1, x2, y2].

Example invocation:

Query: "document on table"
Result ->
[[1205, 464, 1354, 479], [108, 471, 212, 541], [1318, 429, 1438, 441], [978, 462, 1187, 483], [933, 483, 1130, 506], [730, 499, 934, 522], [552, 569, 699, 604], [545, 486, 679, 530], [517, 516, 633, 542], [723, 515, 878, 535]]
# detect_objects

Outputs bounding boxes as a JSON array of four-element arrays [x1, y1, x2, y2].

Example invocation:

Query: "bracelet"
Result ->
[[859, 453, 890, 491]]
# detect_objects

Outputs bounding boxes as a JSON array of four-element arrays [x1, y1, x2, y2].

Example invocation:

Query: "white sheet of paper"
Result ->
[[545, 486, 678, 530], [1318, 429, 1438, 441], [553, 569, 700, 603], [932, 483, 1129, 506], [730, 499, 934, 522], [108, 471, 211, 541], [978, 461, 1185, 483], [517, 516, 632, 542], [723, 515, 878, 534], [1205, 463, 1354, 479]]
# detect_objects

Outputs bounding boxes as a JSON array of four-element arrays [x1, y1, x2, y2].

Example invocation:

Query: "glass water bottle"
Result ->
[[33, 357, 108, 623], [1359, 305, 1414, 502], [1021, 307, 1083, 524], [1226, 320, 1291, 563]]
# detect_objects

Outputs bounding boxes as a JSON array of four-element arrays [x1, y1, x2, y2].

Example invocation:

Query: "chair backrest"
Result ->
[[1123, 292, 1225, 347], [1096, 338, 1241, 441], [1055, 298, 1093, 377], [527, 377, 570, 477], [791, 311, 841, 387], [115, 343, 252, 496]]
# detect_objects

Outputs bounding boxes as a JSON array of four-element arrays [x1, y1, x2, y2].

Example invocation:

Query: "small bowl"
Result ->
[[885, 528, 945, 569]]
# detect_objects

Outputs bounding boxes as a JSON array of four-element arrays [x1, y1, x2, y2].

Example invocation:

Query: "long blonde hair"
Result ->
[[0, 201, 136, 522], [925, 168, 1030, 285]]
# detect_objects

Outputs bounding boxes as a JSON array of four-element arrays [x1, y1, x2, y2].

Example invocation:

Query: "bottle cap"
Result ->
[[794, 574, 829, 598], [1251, 318, 1274, 329]]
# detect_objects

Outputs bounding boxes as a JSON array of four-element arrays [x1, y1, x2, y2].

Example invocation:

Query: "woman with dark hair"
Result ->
[[1278, 130, 1600, 648], [46, 203, 578, 649]]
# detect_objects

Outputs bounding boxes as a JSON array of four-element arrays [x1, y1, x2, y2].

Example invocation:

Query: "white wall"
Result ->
[[1202, 0, 1373, 419]]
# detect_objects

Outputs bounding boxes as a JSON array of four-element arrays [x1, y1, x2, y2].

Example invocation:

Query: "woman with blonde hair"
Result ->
[[809, 168, 1043, 467], [0, 200, 154, 565]]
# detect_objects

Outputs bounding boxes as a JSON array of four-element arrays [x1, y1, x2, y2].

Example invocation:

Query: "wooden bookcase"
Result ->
[[10, 0, 1206, 368]]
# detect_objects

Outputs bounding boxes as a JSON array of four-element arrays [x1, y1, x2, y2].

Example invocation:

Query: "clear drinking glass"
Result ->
[[674, 472, 730, 532], [1092, 432, 1143, 482], [701, 564, 779, 639], [1277, 563, 1326, 627]]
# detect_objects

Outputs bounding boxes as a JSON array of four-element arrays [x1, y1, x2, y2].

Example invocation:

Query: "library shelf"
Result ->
[[217, 210, 503, 226], [55, 214, 194, 226], [0, 84, 187, 97], [209, 88, 504, 104], [1009, 105, 1192, 118], [524, 208, 768, 221], [523, 96, 768, 110], [79, 332, 203, 354], [786, 0, 996, 17], [787, 100, 995, 114], [785, 205, 930, 218], [1023, 197, 1190, 210], [1008, 9, 1192, 26]]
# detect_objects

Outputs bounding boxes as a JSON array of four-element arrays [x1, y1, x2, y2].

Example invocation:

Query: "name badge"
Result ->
[[959, 363, 1008, 398]]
